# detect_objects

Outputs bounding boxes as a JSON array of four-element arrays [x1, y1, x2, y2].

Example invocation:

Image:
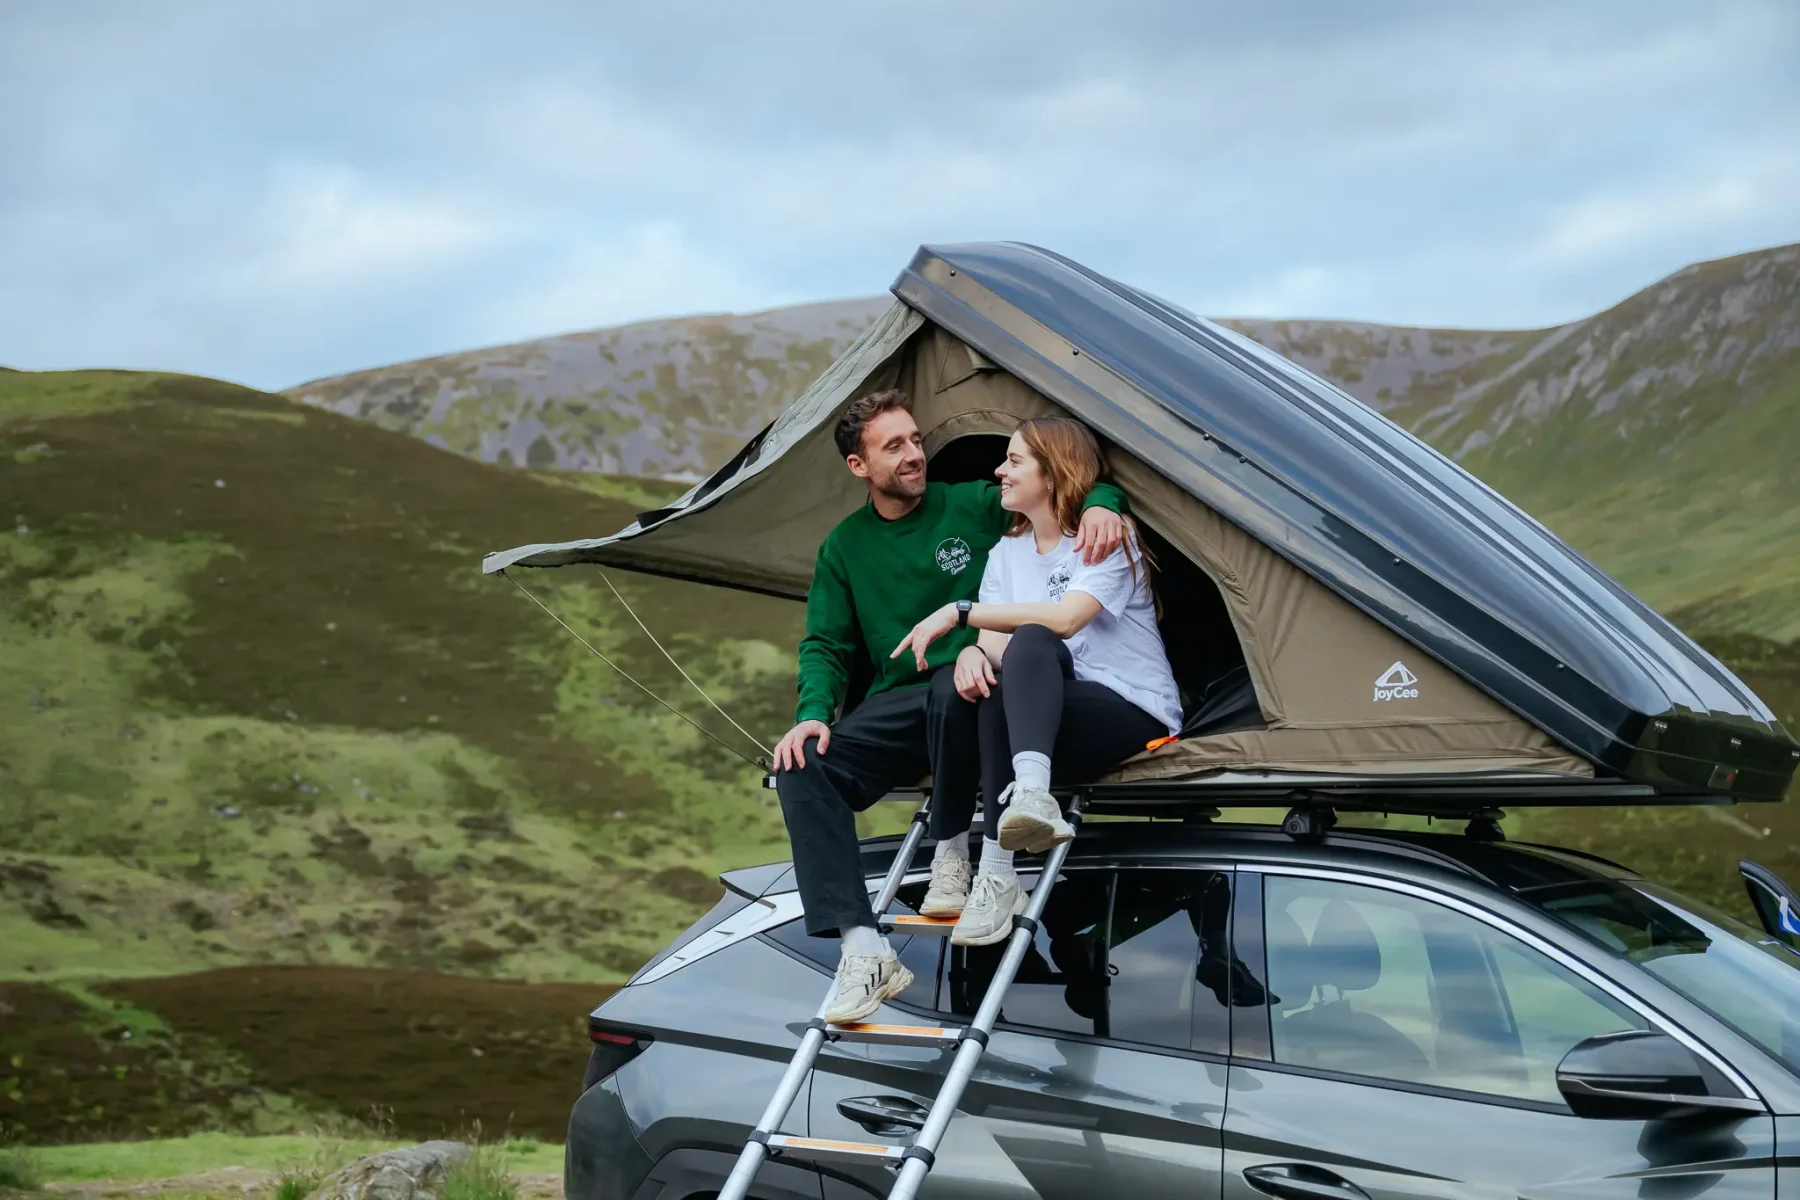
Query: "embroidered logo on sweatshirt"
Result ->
[[935, 537, 972, 575]]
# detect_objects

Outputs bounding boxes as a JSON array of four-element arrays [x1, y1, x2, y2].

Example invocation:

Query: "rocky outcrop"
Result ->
[[287, 297, 889, 480], [286, 244, 1799, 480], [310, 1141, 468, 1200]]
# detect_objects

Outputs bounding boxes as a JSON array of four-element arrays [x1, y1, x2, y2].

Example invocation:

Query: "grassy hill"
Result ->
[[1447, 246, 1800, 642], [0, 369, 810, 990]]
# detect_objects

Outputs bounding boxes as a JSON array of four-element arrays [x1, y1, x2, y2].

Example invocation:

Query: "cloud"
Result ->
[[0, 0, 1796, 387], [476, 221, 799, 345], [1530, 151, 1800, 267], [229, 167, 500, 292]]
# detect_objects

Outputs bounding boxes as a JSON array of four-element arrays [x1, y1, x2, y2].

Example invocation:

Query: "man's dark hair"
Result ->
[[834, 389, 913, 459]]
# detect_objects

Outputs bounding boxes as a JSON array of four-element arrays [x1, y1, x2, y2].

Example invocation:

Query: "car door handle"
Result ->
[[838, 1095, 929, 1133], [1243, 1163, 1371, 1200]]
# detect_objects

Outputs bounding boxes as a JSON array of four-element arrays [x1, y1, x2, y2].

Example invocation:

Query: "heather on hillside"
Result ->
[[0, 370, 803, 986]]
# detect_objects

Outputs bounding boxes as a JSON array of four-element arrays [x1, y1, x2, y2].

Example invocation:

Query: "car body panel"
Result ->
[[1221, 1064, 1776, 1199], [809, 1023, 1227, 1198], [1773, 1116, 1800, 1193], [566, 1075, 654, 1199], [593, 942, 828, 1195]]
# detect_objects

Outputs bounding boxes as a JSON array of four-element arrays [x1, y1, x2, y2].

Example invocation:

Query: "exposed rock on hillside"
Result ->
[[288, 298, 889, 479], [289, 244, 1798, 492]]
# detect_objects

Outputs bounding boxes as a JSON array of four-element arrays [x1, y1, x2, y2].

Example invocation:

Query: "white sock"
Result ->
[[978, 838, 1016, 882], [1012, 751, 1052, 792], [934, 830, 970, 861], [841, 925, 886, 957]]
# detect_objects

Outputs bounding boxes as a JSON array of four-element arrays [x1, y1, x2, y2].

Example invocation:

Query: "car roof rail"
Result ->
[[1504, 838, 1637, 876]]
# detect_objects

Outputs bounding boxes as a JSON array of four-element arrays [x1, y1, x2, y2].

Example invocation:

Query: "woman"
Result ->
[[892, 417, 1182, 946]]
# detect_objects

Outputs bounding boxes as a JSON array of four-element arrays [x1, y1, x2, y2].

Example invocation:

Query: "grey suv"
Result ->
[[566, 817, 1800, 1198]]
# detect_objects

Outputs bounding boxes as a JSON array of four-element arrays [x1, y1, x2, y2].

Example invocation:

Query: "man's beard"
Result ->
[[873, 465, 927, 502]]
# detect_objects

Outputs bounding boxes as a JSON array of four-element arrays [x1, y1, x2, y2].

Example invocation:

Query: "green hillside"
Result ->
[[0, 369, 808, 987], [1, 347, 1798, 1147], [1437, 246, 1800, 642], [4, 361, 1796, 992]]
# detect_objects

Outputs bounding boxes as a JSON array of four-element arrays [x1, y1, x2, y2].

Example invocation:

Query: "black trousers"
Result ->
[[775, 667, 978, 937], [933, 623, 1168, 840]]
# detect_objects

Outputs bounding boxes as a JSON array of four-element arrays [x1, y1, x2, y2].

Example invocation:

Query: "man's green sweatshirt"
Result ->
[[794, 480, 1127, 724]]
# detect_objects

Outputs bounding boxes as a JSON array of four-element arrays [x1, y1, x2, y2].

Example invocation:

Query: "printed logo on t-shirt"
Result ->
[[1045, 562, 1072, 601], [935, 537, 972, 575]]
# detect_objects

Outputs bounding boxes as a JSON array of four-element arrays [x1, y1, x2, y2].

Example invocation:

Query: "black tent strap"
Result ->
[[500, 570, 771, 773]]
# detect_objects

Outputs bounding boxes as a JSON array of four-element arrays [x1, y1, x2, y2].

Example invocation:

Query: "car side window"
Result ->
[[1264, 876, 1645, 1104], [934, 868, 1227, 1054]]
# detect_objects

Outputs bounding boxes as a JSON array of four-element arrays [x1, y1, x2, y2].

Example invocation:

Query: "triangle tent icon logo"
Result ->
[[1373, 661, 1420, 701], [1376, 662, 1417, 688]]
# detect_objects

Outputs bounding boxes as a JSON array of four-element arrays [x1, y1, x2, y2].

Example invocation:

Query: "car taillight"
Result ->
[[582, 1021, 652, 1092]]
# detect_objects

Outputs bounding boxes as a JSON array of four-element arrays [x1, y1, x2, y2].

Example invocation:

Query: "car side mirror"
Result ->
[[1557, 1030, 1763, 1120], [1740, 859, 1800, 953]]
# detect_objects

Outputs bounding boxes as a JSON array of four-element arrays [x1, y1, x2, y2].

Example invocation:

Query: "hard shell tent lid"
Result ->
[[483, 242, 1799, 803]]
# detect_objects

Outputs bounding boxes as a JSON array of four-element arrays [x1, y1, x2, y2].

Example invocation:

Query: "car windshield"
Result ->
[[1531, 878, 1800, 1076]]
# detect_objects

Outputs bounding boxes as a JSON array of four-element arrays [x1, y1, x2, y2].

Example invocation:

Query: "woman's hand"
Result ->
[[891, 603, 961, 671], [953, 645, 996, 700]]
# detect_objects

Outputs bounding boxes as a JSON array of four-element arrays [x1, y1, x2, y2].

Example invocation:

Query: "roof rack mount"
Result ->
[[760, 770, 1762, 819]]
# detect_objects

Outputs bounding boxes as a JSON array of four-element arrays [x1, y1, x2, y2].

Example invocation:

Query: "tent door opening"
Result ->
[[926, 433, 1264, 741]]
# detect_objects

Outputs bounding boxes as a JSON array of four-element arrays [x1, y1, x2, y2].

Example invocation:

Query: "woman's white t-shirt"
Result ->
[[978, 530, 1184, 736]]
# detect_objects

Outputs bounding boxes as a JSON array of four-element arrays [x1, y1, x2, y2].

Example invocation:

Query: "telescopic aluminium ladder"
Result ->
[[716, 792, 1085, 1200]]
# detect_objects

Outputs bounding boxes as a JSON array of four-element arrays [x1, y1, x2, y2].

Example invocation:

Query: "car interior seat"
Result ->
[[1277, 900, 1431, 1081]]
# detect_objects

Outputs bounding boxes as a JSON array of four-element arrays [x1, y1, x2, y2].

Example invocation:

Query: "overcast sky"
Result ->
[[3, 1, 1797, 391]]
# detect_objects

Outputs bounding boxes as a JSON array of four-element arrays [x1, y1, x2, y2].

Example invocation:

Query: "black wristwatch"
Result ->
[[955, 599, 973, 628]]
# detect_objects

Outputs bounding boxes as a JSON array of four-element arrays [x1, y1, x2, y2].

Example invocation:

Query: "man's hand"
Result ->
[[891, 603, 961, 672], [953, 645, 996, 700], [773, 719, 831, 771], [1073, 506, 1125, 566]]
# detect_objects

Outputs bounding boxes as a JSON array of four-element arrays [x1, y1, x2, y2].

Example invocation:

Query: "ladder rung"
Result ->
[[882, 913, 958, 936], [764, 1134, 906, 1165], [828, 1021, 963, 1046]]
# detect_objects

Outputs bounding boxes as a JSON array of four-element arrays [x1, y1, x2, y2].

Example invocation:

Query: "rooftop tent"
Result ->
[[484, 242, 1800, 804]]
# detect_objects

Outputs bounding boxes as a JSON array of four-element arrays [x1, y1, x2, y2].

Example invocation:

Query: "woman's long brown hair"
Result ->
[[1006, 416, 1158, 604]]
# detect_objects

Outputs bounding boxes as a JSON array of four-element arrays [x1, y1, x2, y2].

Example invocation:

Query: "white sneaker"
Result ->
[[952, 871, 1027, 946], [823, 949, 915, 1025], [920, 846, 972, 917], [995, 784, 1073, 853]]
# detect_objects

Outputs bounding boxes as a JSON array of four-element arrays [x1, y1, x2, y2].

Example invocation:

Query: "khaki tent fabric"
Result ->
[[902, 326, 1589, 780], [488, 313, 1590, 781], [483, 300, 925, 593]]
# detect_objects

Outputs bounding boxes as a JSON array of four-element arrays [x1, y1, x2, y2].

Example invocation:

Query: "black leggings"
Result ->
[[932, 623, 1167, 838]]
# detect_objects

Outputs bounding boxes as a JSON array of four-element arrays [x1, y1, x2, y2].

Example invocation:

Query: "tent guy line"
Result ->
[[593, 567, 773, 760], [500, 569, 772, 772]]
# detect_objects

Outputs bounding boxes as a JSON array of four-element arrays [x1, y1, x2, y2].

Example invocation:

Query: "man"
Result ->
[[772, 389, 1128, 1023]]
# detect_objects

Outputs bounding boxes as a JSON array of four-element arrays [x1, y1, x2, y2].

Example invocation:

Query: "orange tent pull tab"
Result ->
[[1145, 735, 1179, 752]]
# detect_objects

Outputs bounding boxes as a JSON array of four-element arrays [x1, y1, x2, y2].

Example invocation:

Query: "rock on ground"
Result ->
[[311, 1142, 468, 1200]]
